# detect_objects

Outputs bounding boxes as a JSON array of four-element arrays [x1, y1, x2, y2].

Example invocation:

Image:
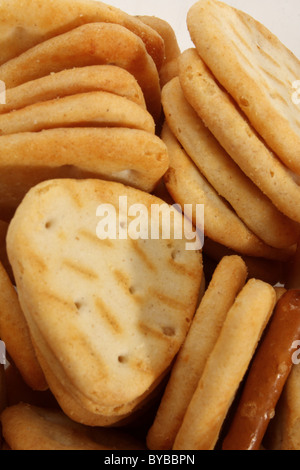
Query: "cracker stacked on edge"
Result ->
[[0, 0, 172, 221], [161, 0, 300, 286]]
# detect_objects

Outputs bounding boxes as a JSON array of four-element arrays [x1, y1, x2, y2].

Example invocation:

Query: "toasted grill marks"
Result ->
[[62, 259, 99, 281], [138, 322, 174, 342], [149, 288, 187, 311], [94, 297, 122, 335], [78, 229, 113, 248], [168, 257, 200, 278], [130, 239, 156, 272], [42, 292, 78, 314]]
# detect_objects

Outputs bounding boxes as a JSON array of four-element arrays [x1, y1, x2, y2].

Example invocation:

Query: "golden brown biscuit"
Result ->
[[0, 22, 162, 122], [0, 128, 169, 219], [162, 77, 299, 250], [0, 91, 155, 136], [187, 0, 300, 174], [173, 279, 276, 450], [138, 16, 181, 87], [7, 178, 203, 425], [178, 48, 300, 225], [0, 65, 146, 114], [0, 0, 165, 70], [147, 256, 247, 450], [0, 403, 146, 450], [162, 123, 294, 262]]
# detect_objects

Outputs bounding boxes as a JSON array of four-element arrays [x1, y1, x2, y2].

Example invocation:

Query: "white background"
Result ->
[[103, 0, 300, 58]]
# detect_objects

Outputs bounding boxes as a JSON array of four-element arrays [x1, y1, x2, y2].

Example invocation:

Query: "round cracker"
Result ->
[[179, 48, 300, 226], [0, 22, 161, 122], [162, 122, 294, 263], [147, 255, 248, 450], [162, 77, 299, 249], [0, 128, 169, 219], [0, 0, 165, 70], [0, 65, 146, 114], [173, 278, 276, 450], [0, 91, 155, 136], [187, 0, 300, 174]]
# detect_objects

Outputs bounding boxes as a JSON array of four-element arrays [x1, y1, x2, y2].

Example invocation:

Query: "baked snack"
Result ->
[[173, 279, 276, 450], [187, 0, 300, 174], [6, 178, 203, 426], [147, 255, 247, 450]]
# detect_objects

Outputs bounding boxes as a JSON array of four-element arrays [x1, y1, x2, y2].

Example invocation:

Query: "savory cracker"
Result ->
[[138, 16, 180, 87], [0, 261, 47, 391], [0, 91, 155, 136], [0, 22, 161, 122], [0, 0, 164, 70], [0, 403, 126, 450], [147, 255, 247, 450], [0, 128, 169, 219], [173, 278, 276, 450], [0, 65, 146, 114], [179, 48, 300, 225], [187, 0, 300, 174], [162, 123, 293, 262], [7, 179, 202, 423], [162, 77, 298, 249]]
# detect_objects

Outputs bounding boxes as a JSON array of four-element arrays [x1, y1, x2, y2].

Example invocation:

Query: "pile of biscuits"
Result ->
[[1, 0, 300, 451]]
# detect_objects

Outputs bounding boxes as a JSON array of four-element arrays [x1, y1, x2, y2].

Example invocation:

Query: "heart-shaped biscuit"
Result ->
[[7, 179, 202, 425]]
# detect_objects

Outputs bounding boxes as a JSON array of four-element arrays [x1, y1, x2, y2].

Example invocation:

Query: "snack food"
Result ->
[[162, 77, 299, 250], [147, 255, 248, 450], [6, 178, 203, 426], [138, 16, 181, 87], [0, 91, 155, 136], [187, 0, 300, 174], [162, 123, 293, 262], [222, 290, 300, 450], [0, 0, 165, 70], [0, 65, 147, 114], [1, 403, 146, 450], [0, 128, 169, 220], [178, 48, 300, 225], [173, 279, 276, 450], [0, 22, 161, 122], [0, 261, 47, 391]]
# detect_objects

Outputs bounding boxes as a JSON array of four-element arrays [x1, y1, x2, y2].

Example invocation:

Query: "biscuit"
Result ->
[[178, 48, 300, 225], [147, 255, 247, 450], [173, 278, 276, 450], [7, 178, 203, 424], [0, 128, 169, 219], [0, 65, 146, 114], [162, 123, 293, 262], [162, 77, 299, 250], [0, 403, 145, 450], [0, 91, 155, 136], [0, 261, 47, 391], [0, 22, 162, 122], [187, 0, 300, 174], [0, 0, 165, 70], [138, 16, 181, 87]]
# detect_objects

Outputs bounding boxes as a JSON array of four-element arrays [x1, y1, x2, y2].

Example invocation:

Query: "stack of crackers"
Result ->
[[1, 0, 300, 451]]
